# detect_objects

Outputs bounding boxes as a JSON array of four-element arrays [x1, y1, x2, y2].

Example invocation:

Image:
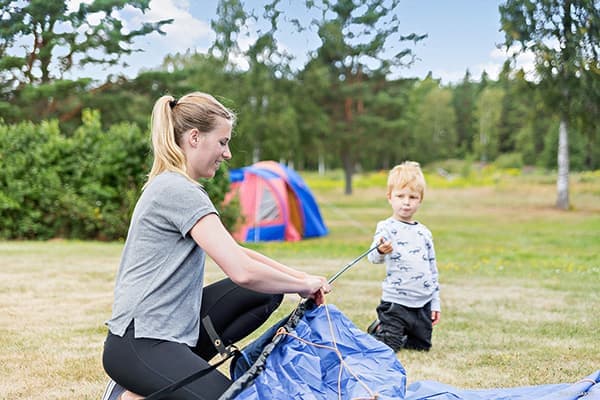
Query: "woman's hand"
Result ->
[[299, 275, 331, 306]]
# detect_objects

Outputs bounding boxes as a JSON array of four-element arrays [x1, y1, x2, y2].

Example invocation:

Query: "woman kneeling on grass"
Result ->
[[101, 92, 331, 400]]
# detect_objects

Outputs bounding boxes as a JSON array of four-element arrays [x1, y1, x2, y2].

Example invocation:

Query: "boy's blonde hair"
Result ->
[[387, 161, 426, 200]]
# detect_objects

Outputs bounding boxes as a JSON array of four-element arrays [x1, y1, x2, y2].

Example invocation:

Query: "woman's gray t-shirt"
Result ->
[[106, 171, 217, 346]]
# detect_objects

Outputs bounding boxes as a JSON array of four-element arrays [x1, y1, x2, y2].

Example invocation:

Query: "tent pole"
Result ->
[[327, 245, 379, 284]]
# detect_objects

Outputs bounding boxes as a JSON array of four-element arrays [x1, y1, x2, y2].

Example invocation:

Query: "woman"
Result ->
[[102, 92, 330, 400]]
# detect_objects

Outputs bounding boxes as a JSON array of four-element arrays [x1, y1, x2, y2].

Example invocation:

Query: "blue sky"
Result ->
[[68, 0, 533, 84]]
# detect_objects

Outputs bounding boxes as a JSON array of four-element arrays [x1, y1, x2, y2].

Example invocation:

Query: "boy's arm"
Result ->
[[429, 238, 442, 326], [367, 223, 391, 264], [428, 235, 441, 313]]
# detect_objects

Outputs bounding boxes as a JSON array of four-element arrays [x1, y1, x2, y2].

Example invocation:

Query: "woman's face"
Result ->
[[186, 116, 232, 180]]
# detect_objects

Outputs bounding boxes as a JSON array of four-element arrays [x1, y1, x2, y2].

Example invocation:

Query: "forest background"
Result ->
[[0, 0, 598, 240]]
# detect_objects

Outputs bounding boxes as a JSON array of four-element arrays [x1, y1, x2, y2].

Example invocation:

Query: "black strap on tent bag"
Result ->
[[202, 315, 238, 359]]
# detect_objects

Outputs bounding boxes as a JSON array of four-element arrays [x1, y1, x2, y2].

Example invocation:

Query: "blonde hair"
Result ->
[[146, 92, 236, 186], [387, 161, 426, 200]]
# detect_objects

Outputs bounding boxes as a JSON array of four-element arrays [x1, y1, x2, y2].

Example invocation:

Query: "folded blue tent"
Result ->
[[230, 304, 407, 400], [223, 303, 600, 400]]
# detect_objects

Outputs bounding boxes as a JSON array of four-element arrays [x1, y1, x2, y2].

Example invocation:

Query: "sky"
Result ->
[[67, 0, 534, 85]]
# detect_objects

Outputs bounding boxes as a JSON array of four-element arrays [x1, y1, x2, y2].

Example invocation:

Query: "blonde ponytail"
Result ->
[[146, 96, 188, 187]]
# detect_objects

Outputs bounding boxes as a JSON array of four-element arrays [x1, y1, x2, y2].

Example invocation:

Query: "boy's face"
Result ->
[[387, 186, 422, 222]]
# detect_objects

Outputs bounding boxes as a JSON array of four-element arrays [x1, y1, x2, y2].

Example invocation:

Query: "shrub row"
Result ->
[[0, 110, 236, 240]]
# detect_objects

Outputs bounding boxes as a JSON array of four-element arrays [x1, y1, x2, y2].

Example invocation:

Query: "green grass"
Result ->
[[1, 169, 599, 399]]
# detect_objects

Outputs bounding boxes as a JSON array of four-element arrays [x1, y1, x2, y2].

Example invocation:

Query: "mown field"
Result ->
[[1, 167, 599, 399]]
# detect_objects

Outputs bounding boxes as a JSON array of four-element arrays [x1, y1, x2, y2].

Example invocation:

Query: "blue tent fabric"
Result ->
[[230, 304, 600, 400], [232, 304, 407, 400], [277, 165, 327, 238], [405, 370, 600, 400]]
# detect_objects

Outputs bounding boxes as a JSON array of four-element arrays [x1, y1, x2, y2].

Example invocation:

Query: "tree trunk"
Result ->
[[318, 152, 325, 176], [555, 0, 572, 211], [556, 119, 569, 210], [342, 151, 353, 195]]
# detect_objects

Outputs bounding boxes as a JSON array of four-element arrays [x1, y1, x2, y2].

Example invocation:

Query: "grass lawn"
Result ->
[[1, 168, 599, 399]]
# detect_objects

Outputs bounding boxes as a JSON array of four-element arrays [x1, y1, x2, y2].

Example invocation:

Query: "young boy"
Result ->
[[367, 161, 441, 352]]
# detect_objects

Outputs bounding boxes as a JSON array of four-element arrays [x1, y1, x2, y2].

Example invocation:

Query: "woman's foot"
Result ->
[[101, 379, 125, 400], [101, 379, 143, 400], [119, 390, 144, 400]]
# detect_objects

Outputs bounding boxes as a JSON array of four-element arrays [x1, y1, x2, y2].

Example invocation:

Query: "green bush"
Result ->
[[494, 152, 524, 169], [0, 120, 66, 238], [0, 110, 238, 240]]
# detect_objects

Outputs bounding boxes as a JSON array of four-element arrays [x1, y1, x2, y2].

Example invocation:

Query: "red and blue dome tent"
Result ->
[[226, 161, 328, 242]]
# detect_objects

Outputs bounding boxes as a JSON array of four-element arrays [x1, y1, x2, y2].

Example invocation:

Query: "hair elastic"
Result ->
[[169, 98, 178, 109]]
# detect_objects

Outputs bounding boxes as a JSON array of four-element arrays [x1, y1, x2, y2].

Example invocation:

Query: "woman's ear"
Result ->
[[188, 128, 200, 146]]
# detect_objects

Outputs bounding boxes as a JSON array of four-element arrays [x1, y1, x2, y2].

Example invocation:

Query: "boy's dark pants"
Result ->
[[372, 301, 432, 352]]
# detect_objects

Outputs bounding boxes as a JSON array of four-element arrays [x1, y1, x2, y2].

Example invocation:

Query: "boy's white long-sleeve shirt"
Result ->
[[368, 217, 441, 312]]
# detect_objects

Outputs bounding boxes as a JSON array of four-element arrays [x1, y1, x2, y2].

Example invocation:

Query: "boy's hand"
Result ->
[[431, 311, 441, 326], [376, 238, 393, 254]]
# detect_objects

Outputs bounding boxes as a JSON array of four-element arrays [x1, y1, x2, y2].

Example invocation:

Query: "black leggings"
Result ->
[[102, 278, 283, 400]]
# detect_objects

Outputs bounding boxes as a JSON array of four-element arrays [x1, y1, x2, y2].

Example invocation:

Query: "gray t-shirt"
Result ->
[[368, 218, 440, 311], [106, 171, 217, 346]]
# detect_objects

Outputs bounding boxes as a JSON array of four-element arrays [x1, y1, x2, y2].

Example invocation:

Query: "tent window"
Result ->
[[258, 187, 280, 222]]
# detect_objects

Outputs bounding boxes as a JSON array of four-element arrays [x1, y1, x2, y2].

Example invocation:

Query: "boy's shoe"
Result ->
[[101, 378, 126, 400], [366, 319, 381, 334]]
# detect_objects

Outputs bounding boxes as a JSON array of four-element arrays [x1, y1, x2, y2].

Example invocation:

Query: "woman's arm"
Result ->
[[243, 247, 307, 279], [190, 214, 329, 299]]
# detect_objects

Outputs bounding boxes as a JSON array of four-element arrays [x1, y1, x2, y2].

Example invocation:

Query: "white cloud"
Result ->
[[65, 0, 214, 80], [476, 61, 503, 80], [124, 0, 213, 58], [406, 45, 539, 85], [490, 46, 537, 80], [141, 0, 212, 50]]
